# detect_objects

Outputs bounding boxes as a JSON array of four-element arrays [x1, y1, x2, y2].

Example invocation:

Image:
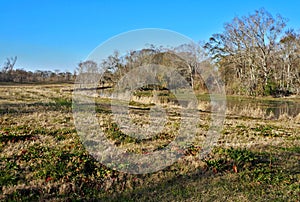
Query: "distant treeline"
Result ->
[[0, 57, 75, 83]]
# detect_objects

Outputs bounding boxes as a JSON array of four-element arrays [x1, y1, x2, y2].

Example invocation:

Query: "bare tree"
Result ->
[[205, 8, 287, 95], [1, 56, 17, 81], [278, 30, 300, 93], [174, 42, 207, 89]]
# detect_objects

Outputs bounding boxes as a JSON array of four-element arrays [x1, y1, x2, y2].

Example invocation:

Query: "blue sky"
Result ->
[[1, 0, 300, 72]]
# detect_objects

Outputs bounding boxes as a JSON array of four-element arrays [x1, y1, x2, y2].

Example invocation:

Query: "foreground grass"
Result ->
[[0, 84, 299, 201]]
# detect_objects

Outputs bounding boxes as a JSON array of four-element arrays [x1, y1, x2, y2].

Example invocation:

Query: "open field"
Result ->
[[0, 84, 299, 201]]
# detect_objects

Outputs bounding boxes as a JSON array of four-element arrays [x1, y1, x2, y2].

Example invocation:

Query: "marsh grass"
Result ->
[[0, 84, 299, 201]]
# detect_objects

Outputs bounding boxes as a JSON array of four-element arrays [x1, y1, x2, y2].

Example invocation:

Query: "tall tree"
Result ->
[[278, 30, 300, 93], [205, 8, 287, 95]]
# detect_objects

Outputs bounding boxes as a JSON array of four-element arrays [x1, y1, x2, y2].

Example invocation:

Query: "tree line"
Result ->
[[76, 44, 213, 94], [78, 8, 300, 97], [0, 57, 75, 83]]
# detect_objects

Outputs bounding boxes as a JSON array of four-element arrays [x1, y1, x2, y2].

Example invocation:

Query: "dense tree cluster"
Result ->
[[76, 44, 215, 93], [205, 8, 300, 96]]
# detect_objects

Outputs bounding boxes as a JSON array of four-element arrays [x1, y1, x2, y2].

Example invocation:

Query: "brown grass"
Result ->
[[0, 84, 299, 201]]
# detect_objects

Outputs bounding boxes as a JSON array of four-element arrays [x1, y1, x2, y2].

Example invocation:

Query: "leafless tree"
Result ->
[[205, 8, 288, 95]]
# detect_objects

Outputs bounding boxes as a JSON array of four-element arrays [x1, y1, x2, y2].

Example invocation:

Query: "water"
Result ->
[[225, 97, 300, 118]]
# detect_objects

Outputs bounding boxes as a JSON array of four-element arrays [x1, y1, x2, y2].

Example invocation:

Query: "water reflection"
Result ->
[[225, 97, 300, 119]]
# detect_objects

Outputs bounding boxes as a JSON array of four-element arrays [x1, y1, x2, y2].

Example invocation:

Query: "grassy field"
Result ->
[[0, 84, 299, 201]]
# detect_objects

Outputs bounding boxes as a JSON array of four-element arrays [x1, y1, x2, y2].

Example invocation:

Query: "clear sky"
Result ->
[[1, 0, 300, 72]]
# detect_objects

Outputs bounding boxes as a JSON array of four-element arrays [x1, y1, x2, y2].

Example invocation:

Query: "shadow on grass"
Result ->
[[99, 146, 300, 202], [0, 101, 72, 115], [0, 98, 113, 115], [2, 146, 299, 201], [0, 134, 37, 144], [1, 135, 299, 201]]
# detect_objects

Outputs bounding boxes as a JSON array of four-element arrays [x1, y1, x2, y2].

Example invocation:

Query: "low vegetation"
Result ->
[[0, 84, 299, 201]]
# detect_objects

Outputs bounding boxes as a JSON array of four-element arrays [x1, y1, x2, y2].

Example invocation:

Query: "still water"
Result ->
[[225, 96, 300, 119]]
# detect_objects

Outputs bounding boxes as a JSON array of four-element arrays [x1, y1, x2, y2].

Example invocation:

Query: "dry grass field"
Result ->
[[0, 84, 299, 201]]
